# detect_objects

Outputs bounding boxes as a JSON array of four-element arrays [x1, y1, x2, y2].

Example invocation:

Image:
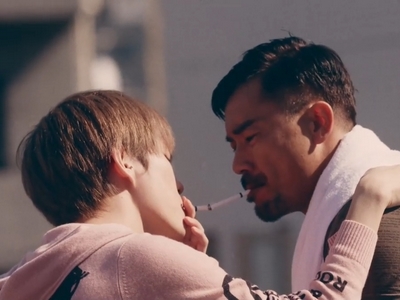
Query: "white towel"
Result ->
[[291, 125, 400, 291]]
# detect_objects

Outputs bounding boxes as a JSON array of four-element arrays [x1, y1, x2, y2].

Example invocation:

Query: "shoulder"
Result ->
[[118, 233, 221, 272], [364, 207, 400, 297], [117, 234, 227, 298], [324, 205, 400, 298]]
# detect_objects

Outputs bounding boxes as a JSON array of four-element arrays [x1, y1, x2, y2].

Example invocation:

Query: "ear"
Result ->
[[110, 148, 137, 186], [304, 101, 334, 144]]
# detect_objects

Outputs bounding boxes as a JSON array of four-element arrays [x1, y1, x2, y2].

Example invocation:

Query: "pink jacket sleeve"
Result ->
[[118, 220, 377, 300]]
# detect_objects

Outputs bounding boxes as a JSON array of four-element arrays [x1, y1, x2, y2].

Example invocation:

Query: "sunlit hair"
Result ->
[[212, 36, 356, 127], [17, 90, 174, 226]]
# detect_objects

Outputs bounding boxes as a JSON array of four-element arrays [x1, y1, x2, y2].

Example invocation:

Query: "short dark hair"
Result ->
[[211, 36, 356, 125], [17, 90, 174, 226]]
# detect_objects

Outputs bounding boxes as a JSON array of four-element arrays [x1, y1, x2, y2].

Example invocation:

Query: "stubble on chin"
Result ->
[[254, 196, 286, 223]]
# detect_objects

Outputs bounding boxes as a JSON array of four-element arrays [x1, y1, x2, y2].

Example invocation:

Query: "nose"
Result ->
[[232, 148, 252, 175], [176, 180, 184, 194]]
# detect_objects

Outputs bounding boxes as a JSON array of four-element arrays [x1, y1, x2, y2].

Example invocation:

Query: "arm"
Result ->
[[224, 220, 376, 300], [118, 222, 375, 300], [324, 204, 400, 299]]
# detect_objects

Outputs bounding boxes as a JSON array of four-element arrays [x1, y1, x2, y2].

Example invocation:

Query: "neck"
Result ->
[[82, 191, 144, 233], [302, 127, 350, 214]]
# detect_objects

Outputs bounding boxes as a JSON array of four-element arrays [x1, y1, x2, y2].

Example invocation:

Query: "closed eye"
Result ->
[[245, 134, 257, 143], [165, 154, 173, 163]]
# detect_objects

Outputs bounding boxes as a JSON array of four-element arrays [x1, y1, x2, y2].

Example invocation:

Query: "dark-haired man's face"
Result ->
[[224, 78, 321, 222]]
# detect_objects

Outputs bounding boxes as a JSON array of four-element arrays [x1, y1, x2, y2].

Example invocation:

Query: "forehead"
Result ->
[[224, 79, 282, 133]]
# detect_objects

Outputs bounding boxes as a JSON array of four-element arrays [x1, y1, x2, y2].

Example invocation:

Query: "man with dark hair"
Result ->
[[211, 36, 400, 299]]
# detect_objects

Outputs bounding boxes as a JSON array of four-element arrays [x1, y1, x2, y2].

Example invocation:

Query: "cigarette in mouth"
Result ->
[[195, 190, 250, 212]]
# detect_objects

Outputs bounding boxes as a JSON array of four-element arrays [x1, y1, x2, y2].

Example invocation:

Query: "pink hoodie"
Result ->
[[0, 220, 376, 299]]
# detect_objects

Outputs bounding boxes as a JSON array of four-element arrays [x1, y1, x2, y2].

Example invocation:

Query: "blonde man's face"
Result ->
[[133, 152, 187, 241]]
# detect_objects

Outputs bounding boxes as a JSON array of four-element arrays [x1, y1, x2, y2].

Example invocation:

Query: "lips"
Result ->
[[241, 174, 266, 188], [241, 174, 268, 203], [246, 185, 264, 203]]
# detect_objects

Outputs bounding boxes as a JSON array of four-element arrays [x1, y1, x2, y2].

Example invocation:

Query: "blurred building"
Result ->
[[0, 0, 167, 273], [0, 0, 103, 272], [1, 0, 400, 294]]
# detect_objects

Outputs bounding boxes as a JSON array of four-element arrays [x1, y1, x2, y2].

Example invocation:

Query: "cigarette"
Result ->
[[195, 190, 250, 212]]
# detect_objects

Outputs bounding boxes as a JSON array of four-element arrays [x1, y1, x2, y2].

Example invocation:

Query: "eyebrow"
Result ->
[[225, 119, 257, 143]]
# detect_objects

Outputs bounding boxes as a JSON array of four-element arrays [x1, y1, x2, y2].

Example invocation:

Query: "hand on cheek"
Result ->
[[182, 197, 209, 253]]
